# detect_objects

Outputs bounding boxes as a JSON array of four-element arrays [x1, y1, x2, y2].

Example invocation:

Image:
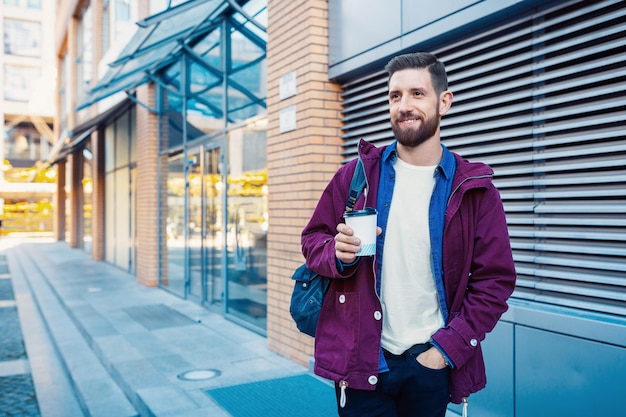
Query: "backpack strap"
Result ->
[[345, 156, 367, 212]]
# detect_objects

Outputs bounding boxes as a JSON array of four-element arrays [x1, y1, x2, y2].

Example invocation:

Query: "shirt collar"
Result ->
[[383, 141, 456, 179], [438, 144, 456, 180]]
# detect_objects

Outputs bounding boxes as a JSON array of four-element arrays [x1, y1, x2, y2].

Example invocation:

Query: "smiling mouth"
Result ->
[[397, 112, 421, 125], [397, 117, 420, 127]]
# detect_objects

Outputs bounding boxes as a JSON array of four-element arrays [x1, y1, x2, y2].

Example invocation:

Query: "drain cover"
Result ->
[[178, 369, 221, 381]]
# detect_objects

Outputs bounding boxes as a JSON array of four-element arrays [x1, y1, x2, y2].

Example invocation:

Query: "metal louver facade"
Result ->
[[339, 0, 626, 318]]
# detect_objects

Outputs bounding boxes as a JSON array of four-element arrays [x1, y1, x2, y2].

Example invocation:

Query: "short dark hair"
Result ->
[[384, 52, 448, 94]]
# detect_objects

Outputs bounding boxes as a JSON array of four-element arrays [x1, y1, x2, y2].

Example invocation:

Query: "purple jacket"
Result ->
[[301, 139, 516, 404]]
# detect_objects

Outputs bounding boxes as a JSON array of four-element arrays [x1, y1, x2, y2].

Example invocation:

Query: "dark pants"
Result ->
[[335, 344, 449, 417]]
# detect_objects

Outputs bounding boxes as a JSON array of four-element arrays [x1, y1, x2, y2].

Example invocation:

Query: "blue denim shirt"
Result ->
[[376, 141, 457, 371]]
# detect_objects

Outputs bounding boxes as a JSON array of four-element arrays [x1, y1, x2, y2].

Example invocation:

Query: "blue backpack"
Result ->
[[290, 158, 367, 337]]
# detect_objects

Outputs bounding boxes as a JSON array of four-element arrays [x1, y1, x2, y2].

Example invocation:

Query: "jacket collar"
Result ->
[[380, 140, 456, 180]]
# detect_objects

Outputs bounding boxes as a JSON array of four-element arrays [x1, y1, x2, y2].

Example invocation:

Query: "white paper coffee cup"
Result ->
[[344, 208, 377, 256]]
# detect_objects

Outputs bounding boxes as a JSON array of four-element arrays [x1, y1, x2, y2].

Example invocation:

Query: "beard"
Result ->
[[391, 110, 440, 148]]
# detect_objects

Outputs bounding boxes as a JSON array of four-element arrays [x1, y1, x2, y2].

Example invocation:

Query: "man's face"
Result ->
[[388, 68, 442, 148]]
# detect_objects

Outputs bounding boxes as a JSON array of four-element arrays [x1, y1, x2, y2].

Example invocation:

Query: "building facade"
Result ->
[[52, 1, 625, 416], [1, 0, 56, 234]]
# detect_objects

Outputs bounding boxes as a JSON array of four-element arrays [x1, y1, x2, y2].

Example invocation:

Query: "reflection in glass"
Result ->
[[187, 33, 223, 139], [77, 5, 93, 100], [164, 89, 185, 149], [205, 146, 224, 308], [3, 19, 41, 57], [83, 146, 93, 254], [226, 126, 267, 328], [227, 27, 266, 124], [188, 151, 203, 301], [166, 154, 186, 297], [3, 65, 41, 102]]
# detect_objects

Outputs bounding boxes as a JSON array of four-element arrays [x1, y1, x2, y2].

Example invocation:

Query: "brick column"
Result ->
[[91, 127, 105, 260], [266, 0, 344, 366], [69, 151, 83, 248], [135, 83, 162, 287]]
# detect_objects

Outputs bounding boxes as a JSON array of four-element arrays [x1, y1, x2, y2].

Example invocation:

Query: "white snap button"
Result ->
[[339, 294, 346, 303], [470, 339, 478, 347], [374, 311, 382, 320], [368, 376, 378, 385]]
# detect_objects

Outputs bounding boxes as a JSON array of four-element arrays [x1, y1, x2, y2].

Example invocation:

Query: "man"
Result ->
[[301, 52, 516, 416]]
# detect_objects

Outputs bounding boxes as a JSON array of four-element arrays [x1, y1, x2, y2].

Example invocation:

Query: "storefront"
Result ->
[[56, 0, 269, 332]]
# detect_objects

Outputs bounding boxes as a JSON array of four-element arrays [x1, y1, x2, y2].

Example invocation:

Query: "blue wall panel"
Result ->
[[328, 0, 548, 79], [328, 0, 402, 66], [471, 322, 515, 417], [402, 0, 481, 34], [447, 321, 515, 417], [515, 326, 626, 417]]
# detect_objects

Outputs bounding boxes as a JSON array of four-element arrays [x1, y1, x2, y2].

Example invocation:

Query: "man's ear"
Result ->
[[439, 90, 454, 116]]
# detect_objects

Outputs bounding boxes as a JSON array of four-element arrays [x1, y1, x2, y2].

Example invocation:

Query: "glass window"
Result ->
[[150, 0, 194, 14], [226, 126, 268, 328], [3, 19, 42, 57], [227, 29, 266, 123], [105, 173, 116, 260], [59, 53, 69, 133], [83, 156, 93, 253], [3, 65, 40, 102], [236, 0, 267, 41], [103, 0, 111, 53], [3, 122, 52, 163], [114, 167, 131, 269], [156, 68, 185, 149], [149, 0, 168, 15], [116, 0, 131, 21], [103, 113, 135, 271], [114, 0, 138, 41], [129, 106, 137, 163], [76, 5, 93, 100], [187, 57, 224, 140], [105, 124, 116, 173], [165, 154, 186, 296], [3, 0, 19, 6], [115, 112, 130, 168], [27, 0, 42, 8]]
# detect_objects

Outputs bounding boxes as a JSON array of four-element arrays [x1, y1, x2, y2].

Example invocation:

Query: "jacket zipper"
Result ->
[[447, 174, 492, 207], [339, 380, 348, 408]]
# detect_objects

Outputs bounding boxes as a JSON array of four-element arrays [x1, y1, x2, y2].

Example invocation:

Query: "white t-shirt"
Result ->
[[380, 157, 444, 354]]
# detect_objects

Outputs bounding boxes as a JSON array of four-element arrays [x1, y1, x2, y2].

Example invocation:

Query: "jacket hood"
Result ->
[[358, 138, 385, 161], [452, 153, 494, 191]]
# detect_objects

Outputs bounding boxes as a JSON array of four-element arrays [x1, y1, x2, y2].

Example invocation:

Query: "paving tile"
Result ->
[[0, 359, 29, 377], [0, 307, 26, 361], [0, 374, 40, 416]]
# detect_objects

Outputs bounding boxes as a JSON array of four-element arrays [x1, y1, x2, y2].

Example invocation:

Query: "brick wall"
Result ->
[[135, 83, 161, 287], [91, 128, 104, 261], [266, 0, 343, 366]]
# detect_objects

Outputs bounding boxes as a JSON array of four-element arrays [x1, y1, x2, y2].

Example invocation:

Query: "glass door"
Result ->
[[165, 154, 185, 297], [204, 144, 225, 308], [187, 149, 203, 301], [225, 127, 268, 330]]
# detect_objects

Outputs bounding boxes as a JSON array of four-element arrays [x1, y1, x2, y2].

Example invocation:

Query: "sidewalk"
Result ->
[[5, 238, 322, 417]]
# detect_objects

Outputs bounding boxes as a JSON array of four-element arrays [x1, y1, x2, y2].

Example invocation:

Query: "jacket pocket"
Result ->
[[315, 290, 361, 373]]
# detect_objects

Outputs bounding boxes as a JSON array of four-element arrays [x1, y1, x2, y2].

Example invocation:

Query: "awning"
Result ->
[[76, 0, 234, 111], [43, 98, 132, 167]]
